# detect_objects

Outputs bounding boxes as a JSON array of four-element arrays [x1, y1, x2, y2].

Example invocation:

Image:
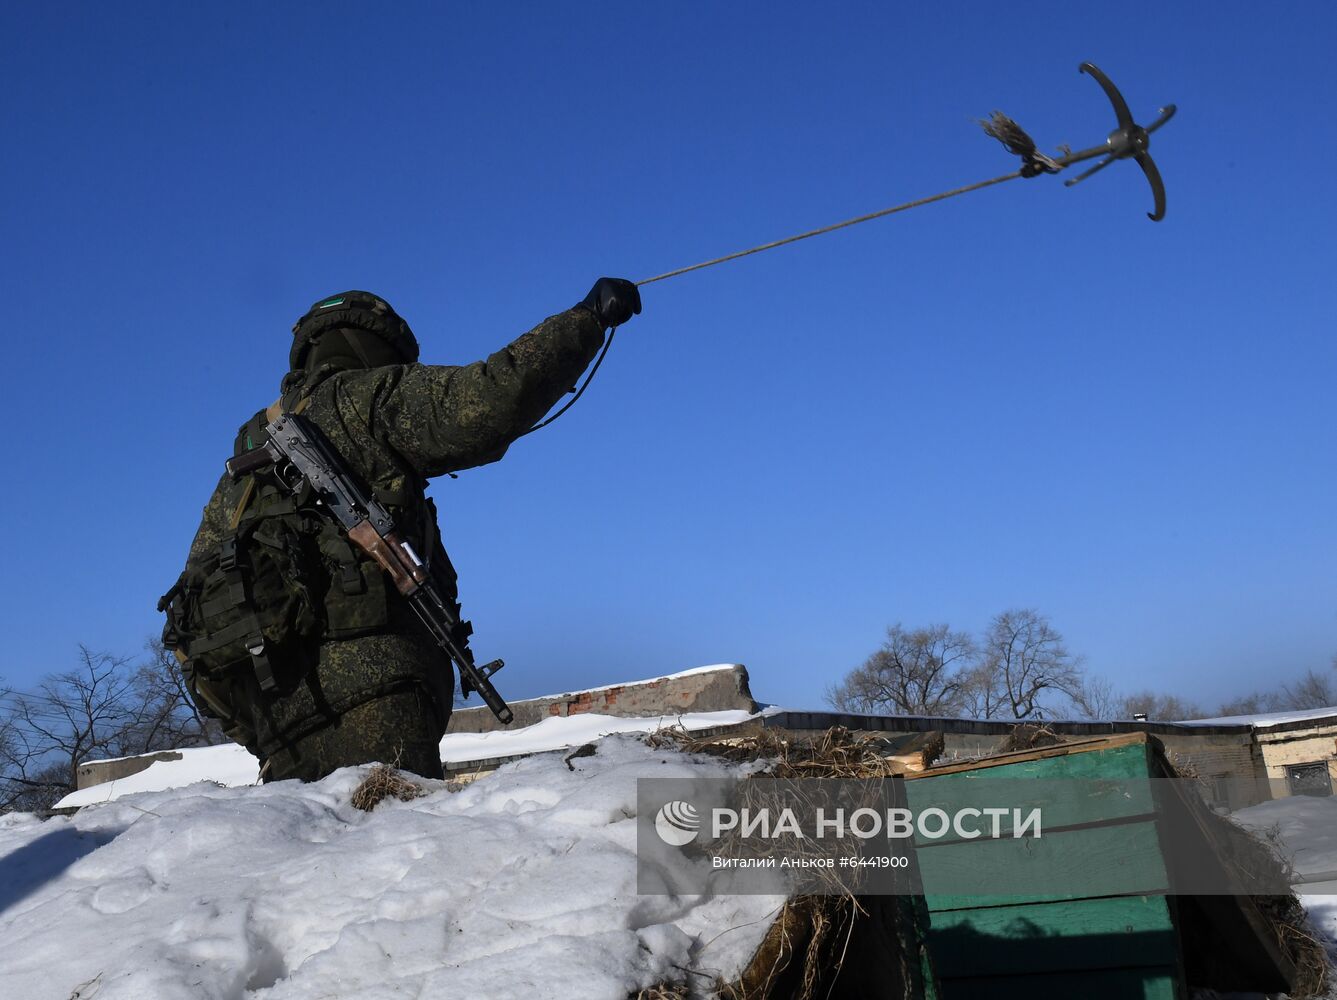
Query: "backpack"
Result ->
[[159, 404, 393, 735]]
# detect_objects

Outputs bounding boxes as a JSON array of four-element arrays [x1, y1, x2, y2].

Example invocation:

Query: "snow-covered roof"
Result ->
[[4, 736, 783, 999], [1178, 705, 1337, 729]]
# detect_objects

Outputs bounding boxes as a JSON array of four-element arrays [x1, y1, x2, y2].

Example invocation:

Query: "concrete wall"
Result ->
[[1255, 722, 1337, 798], [77, 751, 184, 791], [446, 664, 758, 734]]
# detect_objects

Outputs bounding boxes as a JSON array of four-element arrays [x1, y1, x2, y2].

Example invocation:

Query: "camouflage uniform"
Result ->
[[184, 306, 606, 781]]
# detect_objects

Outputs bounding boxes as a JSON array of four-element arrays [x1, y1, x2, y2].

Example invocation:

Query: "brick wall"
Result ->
[[1255, 723, 1337, 798]]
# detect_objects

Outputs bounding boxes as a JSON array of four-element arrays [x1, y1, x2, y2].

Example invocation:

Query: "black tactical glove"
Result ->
[[578, 277, 642, 329]]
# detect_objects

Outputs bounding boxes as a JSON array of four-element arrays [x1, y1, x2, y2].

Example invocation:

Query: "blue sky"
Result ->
[[2, 2, 1333, 713]]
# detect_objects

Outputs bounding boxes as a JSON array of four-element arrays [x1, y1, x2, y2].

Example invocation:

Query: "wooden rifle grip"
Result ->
[[348, 522, 427, 596], [226, 447, 275, 479]]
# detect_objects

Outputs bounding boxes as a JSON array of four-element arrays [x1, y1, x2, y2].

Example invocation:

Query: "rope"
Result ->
[[517, 328, 617, 437], [636, 168, 1024, 286], [521, 160, 1032, 433], [525, 166, 1026, 435]]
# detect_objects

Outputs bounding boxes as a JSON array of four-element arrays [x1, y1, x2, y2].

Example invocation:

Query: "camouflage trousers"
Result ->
[[261, 683, 447, 783]]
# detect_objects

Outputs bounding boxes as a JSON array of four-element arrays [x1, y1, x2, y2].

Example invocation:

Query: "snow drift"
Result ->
[[0, 735, 782, 1000]]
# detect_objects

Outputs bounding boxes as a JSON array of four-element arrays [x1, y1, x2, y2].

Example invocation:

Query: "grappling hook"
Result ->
[[987, 62, 1177, 221], [637, 61, 1178, 287]]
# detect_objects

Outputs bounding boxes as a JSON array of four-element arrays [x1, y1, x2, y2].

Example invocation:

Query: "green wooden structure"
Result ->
[[905, 732, 1296, 998]]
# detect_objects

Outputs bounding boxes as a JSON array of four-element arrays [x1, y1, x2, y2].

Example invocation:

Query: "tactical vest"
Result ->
[[160, 372, 450, 740]]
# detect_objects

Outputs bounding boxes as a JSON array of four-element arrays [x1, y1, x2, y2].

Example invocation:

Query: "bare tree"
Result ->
[[972, 609, 1081, 719], [1281, 668, 1337, 711], [959, 658, 1007, 720], [124, 639, 225, 750], [1120, 691, 1205, 721], [826, 624, 975, 716], [0, 647, 137, 812], [1215, 661, 1336, 718], [1069, 674, 1120, 720], [1215, 690, 1286, 717], [1, 642, 226, 814]]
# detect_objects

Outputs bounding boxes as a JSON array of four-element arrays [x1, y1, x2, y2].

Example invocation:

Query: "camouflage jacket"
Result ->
[[183, 306, 605, 752]]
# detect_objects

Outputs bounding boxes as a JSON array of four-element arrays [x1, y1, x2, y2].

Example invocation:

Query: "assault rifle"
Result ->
[[226, 411, 514, 724]]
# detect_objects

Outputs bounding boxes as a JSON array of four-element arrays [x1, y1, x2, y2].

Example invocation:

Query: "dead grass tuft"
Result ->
[[718, 896, 853, 1000], [350, 764, 427, 812], [648, 724, 913, 779], [648, 727, 932, 997], [995, 723, 1064, 752], [628, 986, 689, 1000]]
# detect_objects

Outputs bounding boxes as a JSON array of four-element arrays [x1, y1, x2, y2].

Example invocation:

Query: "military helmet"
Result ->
[[289, 291, 419, 371]]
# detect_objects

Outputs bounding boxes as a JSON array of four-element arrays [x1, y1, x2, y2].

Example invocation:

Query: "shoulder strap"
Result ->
[[229, 394, 315, 531]]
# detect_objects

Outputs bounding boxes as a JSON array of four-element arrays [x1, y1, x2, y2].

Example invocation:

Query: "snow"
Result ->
[[1, 735, 783, 1000], [1232, 794, 1337, 881], [56, 709, 769, 810], [1180, 706, 1337, 728], [440, 709, 769, 766], [58, 744, 264, 809]]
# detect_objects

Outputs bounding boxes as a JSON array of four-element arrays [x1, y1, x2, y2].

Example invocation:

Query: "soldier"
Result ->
[[162, 279, 641, 782]]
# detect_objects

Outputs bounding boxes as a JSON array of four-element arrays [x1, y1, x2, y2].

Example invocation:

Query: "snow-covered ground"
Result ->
[[1233, 794, 1337, 990], [1233, 794, 1337, 882], [56, 708, 771, 810], [0, 735, 782, 1000]]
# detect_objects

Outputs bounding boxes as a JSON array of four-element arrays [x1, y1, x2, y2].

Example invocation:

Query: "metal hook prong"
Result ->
[[1064, 155, 1117, 188], [1067, 63, 1175, 220], [1079, 63, 1134, 130], [1137, 153, 1167, 221]]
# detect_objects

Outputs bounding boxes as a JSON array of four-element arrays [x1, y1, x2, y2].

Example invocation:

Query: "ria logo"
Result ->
[[654, 800, 701, 846]]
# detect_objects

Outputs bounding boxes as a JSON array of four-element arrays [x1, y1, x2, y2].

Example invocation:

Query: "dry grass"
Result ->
[[651, 726, 914, 896], [1169, 751, 1203, 782], [648, 724, 915, 779], [647, 726, 931, 998], [978, 110, 1038, 156], [718, 896, 850, 1000], [994, 723, 1064, 752], [628, 986, 689, 1000], [918, 731, 945, 770], [350, 764, 427, 812]]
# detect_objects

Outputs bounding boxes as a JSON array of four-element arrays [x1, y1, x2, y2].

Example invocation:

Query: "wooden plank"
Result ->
[[909, 738, 1151, 784], [904, 743, 1157, 840], [919, 820, 1170, 910], [927, 895, 1176, 977], [907, 731, 1151, 779], [937, 967, 1183, 1000]]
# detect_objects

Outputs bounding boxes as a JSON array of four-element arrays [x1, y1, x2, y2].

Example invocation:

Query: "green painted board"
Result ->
[[912, 740, 1152, 784], [919, 819, 1171, 910], [911, 739, 1194, 997], [905, 742, 1158, 844], [928, 895, 1177, 977]]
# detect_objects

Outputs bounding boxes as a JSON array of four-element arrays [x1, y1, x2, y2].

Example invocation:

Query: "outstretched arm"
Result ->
[[371, 305, 609, 478]]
